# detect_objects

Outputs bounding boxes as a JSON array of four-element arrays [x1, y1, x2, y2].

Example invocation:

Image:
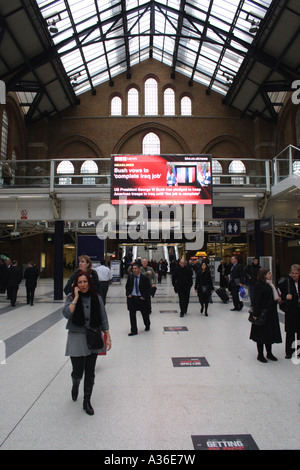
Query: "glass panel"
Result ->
[[180, 96, 192, 116], [36, 0, 273, 96], [128, 88, 139, 115], [57, 160, 74, 185], [229, 160, 246, 185], [212, 159, 222, 185], [81, 160, 98, 184], [164, 88, 175, 115], [1, 110, 8, 160], [142, 132, 160, 154], [111, 96, 122, 115], [145, 78, 158, 115]]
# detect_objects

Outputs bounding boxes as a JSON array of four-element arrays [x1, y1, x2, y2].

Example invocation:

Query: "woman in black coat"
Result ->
[[249, 268, 282, 362], [279, 264, 300, 359], [195, 262, 214, 316], [217, 260, 230, 289]]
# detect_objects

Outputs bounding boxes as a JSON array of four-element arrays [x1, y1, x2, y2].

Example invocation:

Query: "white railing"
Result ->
[[273, 144, 300, 184], [0, 158, 111, 190], [0, 149, 298, 193], [211, 157, 272, 193]]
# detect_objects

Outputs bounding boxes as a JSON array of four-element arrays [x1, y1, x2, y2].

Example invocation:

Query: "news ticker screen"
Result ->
[[111, 154, 212, 205]]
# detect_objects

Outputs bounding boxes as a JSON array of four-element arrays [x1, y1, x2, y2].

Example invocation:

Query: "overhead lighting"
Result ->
[[249, 20, 260, 34], [222, 71, 234, 86], [46, 13, 61, 34], [48, 20, 58, 34], [70, 72, 82, 87]]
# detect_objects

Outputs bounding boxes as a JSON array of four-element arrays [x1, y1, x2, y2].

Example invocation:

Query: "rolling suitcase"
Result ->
[[216, 288, 229, 303]]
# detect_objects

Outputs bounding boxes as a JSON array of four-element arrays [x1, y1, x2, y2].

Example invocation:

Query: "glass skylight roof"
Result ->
[[36, 0, 273, 96]]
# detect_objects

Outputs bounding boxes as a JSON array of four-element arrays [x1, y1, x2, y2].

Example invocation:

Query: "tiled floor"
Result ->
[[0, 275, 299, 450]]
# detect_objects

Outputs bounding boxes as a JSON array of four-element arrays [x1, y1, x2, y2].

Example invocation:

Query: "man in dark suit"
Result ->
[[229, 255, 245, 311], [172, 259, 193, 317], [6, 260, 22, 307], [23, 261, 39, 306], [126, 262, 151, 336]]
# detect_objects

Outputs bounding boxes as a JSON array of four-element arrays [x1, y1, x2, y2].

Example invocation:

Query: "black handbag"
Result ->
[[86, 327, 104, 350], [248, 308, 268, 326], [150, 286, 157, 297]]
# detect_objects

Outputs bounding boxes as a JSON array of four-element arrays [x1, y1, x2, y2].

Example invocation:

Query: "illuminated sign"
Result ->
[[111, 154, 212, 205]]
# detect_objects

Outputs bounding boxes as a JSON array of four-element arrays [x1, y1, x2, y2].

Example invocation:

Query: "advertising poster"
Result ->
[[111, 154, 212, 205], [110, 260, 121, 283]]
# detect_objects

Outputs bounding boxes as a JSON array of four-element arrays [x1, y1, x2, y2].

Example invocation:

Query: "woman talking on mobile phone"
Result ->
[[63, 271, 111, 415]]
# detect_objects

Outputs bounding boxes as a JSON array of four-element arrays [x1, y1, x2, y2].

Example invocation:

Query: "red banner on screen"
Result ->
[[111, 154, 212, 205]]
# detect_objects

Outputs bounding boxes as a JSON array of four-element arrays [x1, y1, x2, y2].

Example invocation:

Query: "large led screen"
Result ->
[[111, 154, 212, 205]]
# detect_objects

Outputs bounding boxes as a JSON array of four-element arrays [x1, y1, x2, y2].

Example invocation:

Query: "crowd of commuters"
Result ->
[[123, 255, 300, 367], [216, 256, 300, 363], [1, 251, 299, 415]]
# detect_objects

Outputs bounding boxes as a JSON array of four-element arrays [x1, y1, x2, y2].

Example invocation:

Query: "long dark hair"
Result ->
[[71, 271, 101, 328], [72, 270, 97, 297], [257, 267, 269, 282]]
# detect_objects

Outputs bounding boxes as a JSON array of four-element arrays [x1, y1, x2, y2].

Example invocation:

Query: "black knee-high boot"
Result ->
[[257, 343, 267, 363], [83, 376, 95, 415], [71, 377, 81, 401], [266, 344, 277, 361], [83, 386, 94, 415]]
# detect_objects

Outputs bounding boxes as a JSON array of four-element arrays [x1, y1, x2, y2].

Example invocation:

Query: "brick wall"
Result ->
[[26, 59, 276, 162]]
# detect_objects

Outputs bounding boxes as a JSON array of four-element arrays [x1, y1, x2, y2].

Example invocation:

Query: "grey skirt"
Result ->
[[65, 331, 105, 357]]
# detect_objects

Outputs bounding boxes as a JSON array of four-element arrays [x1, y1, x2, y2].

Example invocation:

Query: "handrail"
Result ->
[[0, 151, 298, 193], [272, 144, 300, 184], [273, 144, 300, 159]]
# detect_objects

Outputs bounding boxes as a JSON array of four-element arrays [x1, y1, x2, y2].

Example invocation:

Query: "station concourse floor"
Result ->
[[0, 274, 300, 451]]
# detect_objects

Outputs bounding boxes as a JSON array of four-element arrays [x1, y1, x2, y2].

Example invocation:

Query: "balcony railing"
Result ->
[[0, 147, 298, 193], [273, 145, 300, 184], [0, 158, 111, 190]]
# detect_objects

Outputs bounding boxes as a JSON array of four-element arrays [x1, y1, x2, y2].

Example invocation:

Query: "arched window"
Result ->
[[142, 132, 160, 154], [164, 88, 175, 115], [111, 96, 122, 116], [212, 160, 222, 184], [1, 109, 8, 160], [57, 160, 74, 185], [145, 78, 158, 115], [128, 87, 139, 115], [229, 160, 246, 185], [180, 96, 192, 116], [81, 160, 98, 185]]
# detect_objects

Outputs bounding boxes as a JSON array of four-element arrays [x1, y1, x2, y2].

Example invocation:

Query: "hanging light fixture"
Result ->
[[249, 20, 260, 34], [48, 20, 58, 34]]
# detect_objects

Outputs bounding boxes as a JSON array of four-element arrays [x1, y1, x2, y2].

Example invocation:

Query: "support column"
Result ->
[[54, 220, 64, 300], [254, 219, 264, 259]]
